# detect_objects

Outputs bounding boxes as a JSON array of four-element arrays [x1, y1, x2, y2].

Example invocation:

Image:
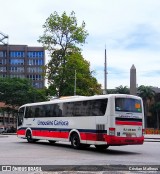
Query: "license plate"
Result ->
[[126, 133, 132, 137]]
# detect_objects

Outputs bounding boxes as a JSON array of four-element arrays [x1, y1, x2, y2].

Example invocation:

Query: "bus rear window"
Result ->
[[115, 98, 142, 113]]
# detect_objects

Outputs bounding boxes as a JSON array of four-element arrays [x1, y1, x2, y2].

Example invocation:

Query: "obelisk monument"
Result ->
[[130, 64, 137, 95]]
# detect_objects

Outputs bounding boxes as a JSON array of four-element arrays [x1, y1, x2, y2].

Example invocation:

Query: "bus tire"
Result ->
[[48, 140, 56, 144], [26, 130, 34, 143], [95, 145, 109, 150], [71, 133, 81, 149]]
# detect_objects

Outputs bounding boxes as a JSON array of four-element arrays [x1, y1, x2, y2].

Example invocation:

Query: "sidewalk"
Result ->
[[144, 134, 160, 142], [0, 133, 160, 142]]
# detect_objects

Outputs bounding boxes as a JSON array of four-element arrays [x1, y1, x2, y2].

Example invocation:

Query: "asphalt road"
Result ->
[[0, 135, 160, 174]]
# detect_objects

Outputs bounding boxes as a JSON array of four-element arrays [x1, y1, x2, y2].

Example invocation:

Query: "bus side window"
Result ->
[[63, 102, 75, 117], [35, 107, 40, 117], [91, 99, 108, 116], [25, 106, 35, 118], [91, 100, 100, 116], [100, 99, 108, 115], [45, 104, 51, 117], [54, 104, 62, 117], [38, 106, 43, 117]]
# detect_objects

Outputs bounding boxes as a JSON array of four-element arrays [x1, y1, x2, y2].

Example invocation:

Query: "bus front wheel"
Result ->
[[71, 133, 81, 149], [26, 130, 34, 143]]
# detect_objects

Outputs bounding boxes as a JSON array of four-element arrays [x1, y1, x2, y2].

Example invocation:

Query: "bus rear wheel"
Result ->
[[71, 133, 81, 149], [95, 145, 109, 150]]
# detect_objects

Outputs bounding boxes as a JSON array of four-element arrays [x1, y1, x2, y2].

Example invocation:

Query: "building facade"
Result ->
[[0, 45, 45, 88], [0, 102, 17, 132]]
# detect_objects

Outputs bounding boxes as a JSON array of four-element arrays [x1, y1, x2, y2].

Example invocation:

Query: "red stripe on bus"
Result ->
[[17, 129, 144, 145], [80, 132, 99, 141], [17, 129, 25, 135], [116, 121, 142, 126], [32, 130, 69, 139], [27, 130, 104, 141]]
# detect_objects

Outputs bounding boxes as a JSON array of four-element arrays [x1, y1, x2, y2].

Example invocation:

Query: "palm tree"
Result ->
[[107, 89, 116, 94], [150, 102, 160, 129], [115, 85, 130, 94], [138, 85, 155, 128]]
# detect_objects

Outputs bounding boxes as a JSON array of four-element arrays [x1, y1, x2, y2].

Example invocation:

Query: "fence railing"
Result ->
[[145, 128, 160, 134]]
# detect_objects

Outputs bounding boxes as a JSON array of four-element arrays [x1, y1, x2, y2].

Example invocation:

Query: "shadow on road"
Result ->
[[18, 140, 141, 156]]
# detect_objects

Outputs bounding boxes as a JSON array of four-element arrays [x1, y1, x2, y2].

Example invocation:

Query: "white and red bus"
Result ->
[[17, 94, 144, 150]]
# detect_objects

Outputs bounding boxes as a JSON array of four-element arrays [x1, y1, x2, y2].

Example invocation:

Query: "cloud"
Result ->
[[111, 24, 160, 50], [1, 0, 160, 89]]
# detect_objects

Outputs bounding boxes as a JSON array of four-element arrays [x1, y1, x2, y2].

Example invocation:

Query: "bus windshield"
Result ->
[[115, 97, 142, 113]]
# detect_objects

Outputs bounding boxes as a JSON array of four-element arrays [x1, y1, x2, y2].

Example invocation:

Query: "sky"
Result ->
[[0, 0, 160, 89]]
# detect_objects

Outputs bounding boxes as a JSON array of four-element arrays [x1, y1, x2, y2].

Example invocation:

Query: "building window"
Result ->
[[27, 51, 44, 58], [10, 59, 24, 65], [10, 67, 24, 72], [0, 59, 6, 65], [27, 67, 43, 73], [10, 74, 25, 78], [10, 51, 25, 58], [28, 59, 44, 65], [27, 74, 42, 80], [32, 82, 43, 88], [0, 74, 7, 78], [0, 67, 7, 72], [0, 51, 6, 57]]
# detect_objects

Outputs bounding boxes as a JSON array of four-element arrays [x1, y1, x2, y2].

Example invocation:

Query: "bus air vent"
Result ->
[[96, 124, 105, 132], [96, 124, 105, 141]]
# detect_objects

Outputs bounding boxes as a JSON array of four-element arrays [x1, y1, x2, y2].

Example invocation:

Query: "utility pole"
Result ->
[[74, 70, 76, 96], [104, 46, 107, 94]]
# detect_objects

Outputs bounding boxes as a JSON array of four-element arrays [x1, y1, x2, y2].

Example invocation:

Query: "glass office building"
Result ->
[[0, 45, 45, 88]]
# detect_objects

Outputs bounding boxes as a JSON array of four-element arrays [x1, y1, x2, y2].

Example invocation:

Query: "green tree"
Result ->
[[0, 78, 47, 108], [107, 89, 116, 94], [48, 52, 101, 96], [138, 85, 155, 128], [38, 11, 88, 53], [38, 11, 100, 96], [115, 85, 130, 94], [0, 78, 47, 129], [150, 102, 160, 129]]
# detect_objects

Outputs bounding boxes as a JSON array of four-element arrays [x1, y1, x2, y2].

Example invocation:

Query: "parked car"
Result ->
[[7, 127, 16, 133], [0, 127, 6, 134]]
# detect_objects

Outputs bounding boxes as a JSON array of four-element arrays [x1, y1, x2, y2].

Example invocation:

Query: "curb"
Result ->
[[0, 133, 16, 135], [144, 139, 160, 142], [144, 135, 160, 142]]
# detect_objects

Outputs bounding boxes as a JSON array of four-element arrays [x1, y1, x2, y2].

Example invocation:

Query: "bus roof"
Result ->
[[19, 94, 142, 108]]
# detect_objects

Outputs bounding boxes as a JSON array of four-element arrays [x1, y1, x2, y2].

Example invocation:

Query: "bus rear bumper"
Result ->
[[105, 135, 144, 145]]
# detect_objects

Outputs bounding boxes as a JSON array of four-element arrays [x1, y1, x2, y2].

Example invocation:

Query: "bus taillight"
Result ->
[[109, 128, 115, 136]]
